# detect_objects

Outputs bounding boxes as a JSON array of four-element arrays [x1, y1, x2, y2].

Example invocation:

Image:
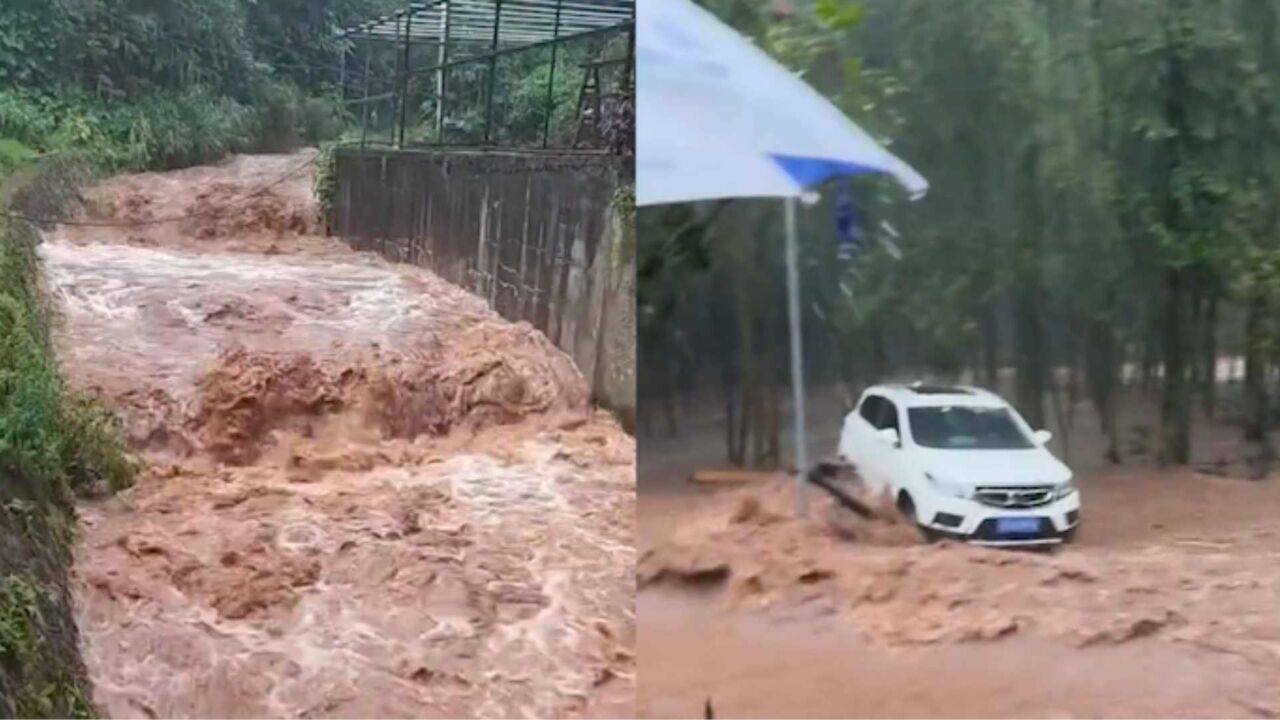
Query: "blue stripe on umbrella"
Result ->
[[770, 154, 884, 189]]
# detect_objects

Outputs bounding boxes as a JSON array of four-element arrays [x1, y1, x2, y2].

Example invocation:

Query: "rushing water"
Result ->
[[46, 154, 635, 718]]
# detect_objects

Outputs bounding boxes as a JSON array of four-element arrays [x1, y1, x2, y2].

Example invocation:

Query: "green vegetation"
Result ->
[[0, 573, 87, 720], [0, 156, 135, 496], [349, 29, 632, 150], [0, 3, 422, 714], [612, 184, 637, 266], [314, 142, 339, 228], [0, 575, 43, 667], [0, 0, 400, 178], [0, 156, 136, 718], [640, 0, 1280, 470]]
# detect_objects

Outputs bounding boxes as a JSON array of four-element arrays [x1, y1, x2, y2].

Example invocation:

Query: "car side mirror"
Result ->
[[1033, 429, 1052, 445], [876, 428, 900, 447]]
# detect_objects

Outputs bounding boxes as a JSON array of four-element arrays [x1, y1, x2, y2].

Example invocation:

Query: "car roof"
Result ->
[[862, 382, 1008, 408]]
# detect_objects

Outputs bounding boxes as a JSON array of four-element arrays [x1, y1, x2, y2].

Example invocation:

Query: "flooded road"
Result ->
[[44, 153, 634, 718], [637, 399, 1280, 718]]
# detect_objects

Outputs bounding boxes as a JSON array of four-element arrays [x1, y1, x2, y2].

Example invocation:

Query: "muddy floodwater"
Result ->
[[638, 397, 1280, 718], [43, 153, 634, 718]]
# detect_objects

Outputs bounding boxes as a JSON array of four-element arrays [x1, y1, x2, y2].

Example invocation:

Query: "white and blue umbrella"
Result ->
[[636, 0, 927, 205], [636, 0, 928, 513]]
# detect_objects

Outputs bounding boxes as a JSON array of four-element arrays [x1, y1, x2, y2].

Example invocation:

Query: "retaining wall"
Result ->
[[331, 147, 635, 429]]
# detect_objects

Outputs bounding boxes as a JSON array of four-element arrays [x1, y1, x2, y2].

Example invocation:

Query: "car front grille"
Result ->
[[974, 485, 1055, 509]]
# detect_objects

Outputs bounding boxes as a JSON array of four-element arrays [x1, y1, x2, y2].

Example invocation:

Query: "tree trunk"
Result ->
[[1066, 320, 1081, 432], [723, 367, 740, 465], [1159, 267, 1191, 465], [1104, 381, 1121, 465], [1158, 11, 1191, 466], [1085, 316, 1121, 464], [1244, 294, 1269, 443], [765, 383, 781, 465], [751, 386, 767, 465], [1141, 332, 1156, 394], [719, 293, 743, 464], [1048, 373, 1071, 463], [1188, 280, 1204, 398], [732, 243, 755, 466], [1014, 136, 1047, 429], [1201, 292, 1217, 417], [981, 303, 999, 389], [1015, 285, 1047, 430], [870, 322, 888, 381]]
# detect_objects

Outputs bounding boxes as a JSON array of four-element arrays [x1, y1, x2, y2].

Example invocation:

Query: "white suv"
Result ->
[[837, 383, 1080, 546]]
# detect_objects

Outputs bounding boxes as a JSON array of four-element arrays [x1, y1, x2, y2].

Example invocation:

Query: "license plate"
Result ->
[[996, 517, 1040, 535]]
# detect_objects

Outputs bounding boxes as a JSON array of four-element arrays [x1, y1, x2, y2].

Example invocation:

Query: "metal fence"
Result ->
[[337, 0, 634, 151], [331, 148, 622, 333]]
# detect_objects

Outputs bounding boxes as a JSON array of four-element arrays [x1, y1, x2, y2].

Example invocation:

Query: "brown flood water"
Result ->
[[43, 153, 634, 718], [638, 402, 1280, 718]]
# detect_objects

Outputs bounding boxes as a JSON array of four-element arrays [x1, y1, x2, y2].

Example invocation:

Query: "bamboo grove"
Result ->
[[638, 0, 1280, 470]]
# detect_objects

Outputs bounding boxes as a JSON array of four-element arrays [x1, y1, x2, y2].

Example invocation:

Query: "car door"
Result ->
[[844, 394, 889, 492], [837, 401, 861, 465], [837, 394, 873, 465], [874, 397, 910, 492]]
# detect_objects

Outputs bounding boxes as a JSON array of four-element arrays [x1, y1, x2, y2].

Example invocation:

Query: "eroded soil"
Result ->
[[44, 153, 635, 718]]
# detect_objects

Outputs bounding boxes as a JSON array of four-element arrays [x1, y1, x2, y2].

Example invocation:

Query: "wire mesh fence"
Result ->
[[338, 0, 633, 151]]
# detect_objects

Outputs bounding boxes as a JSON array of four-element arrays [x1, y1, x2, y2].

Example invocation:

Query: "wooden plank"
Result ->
[[688, 468, 777, 485]]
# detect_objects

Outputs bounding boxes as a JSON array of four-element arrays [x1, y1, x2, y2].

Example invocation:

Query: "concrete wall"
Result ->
[[331, 147, 635, 429]]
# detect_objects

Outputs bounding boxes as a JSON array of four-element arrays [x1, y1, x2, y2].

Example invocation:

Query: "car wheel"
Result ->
[[896, 492, 936, 543]]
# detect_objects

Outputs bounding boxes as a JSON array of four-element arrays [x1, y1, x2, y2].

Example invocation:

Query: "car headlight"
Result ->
[[1055, 480, 1077, 499], [924, 472, 972, 499]]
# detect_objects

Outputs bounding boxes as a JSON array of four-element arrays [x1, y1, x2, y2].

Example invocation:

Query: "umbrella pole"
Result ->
[[784, 197, 809, 517]]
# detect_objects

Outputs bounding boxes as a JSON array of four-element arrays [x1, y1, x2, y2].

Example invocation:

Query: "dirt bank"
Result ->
[[43, 152, 635, 718]]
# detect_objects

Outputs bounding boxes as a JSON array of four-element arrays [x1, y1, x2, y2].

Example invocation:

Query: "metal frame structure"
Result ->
[[338, 0, 634, 149]]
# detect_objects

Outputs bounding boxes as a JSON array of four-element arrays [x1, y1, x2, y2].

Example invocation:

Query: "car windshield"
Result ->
[[907, 406, 1033, 449]]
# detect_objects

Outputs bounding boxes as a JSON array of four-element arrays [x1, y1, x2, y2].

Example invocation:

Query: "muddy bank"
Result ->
[[43, 153, 635, 717]]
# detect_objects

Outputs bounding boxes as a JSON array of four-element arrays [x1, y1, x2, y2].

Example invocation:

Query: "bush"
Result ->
[[0, 139, 36, 179], [248, 80, 303, 152], [95, 89, 257, 171], [60, 396, 136, 494], [0, 91, 59, 151], [0, 83, 346, 176], [247, 81, 348, 152], [300, 96, 348, 145], [2, 154, 90, 225]]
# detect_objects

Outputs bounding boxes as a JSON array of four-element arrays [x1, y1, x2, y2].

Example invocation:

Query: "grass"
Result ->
[[0, 574, 43, 669], [0, 216, 136, 499], [0, 154, 139, 718], [314, 141, 338, 231], [0, 566, 94, 719]]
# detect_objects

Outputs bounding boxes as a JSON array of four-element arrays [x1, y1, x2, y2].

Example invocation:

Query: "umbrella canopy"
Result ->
[[636, 0, 928, 206], [636, 0, 930, 515]]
